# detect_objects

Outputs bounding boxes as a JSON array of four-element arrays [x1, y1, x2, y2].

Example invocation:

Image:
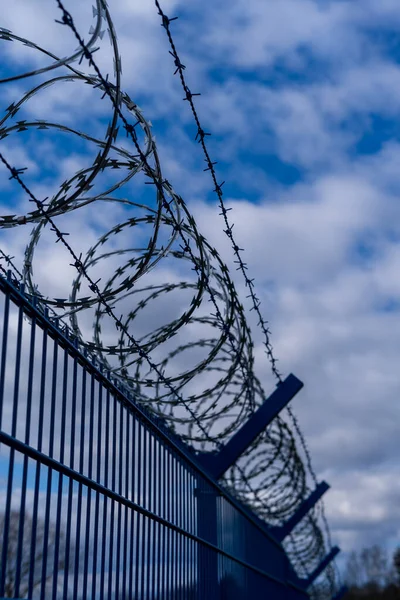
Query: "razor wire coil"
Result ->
[[0, 2, 341, 595]]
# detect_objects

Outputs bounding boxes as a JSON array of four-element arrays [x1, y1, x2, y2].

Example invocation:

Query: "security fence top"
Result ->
[[197, 374, 304, 480], [0, 271, 315, 597], [0, 270, 290, 549]]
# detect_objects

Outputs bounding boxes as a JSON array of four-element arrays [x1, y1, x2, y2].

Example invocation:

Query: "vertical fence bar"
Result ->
[[167, 448, 172, 596], [0, 298, 23, 597], [51, 342, 69, 600], [27, 317, 48, 598], [196, 478, 219, 600], [174, 451, 178, 595], [129, 499, 135, 600], [141, 421, 147, 598], [151, 432, 157, 599], [146, 429, 153, 599], [181, 466, 185, 599], [62, 348, 79, 598], [161, 440, 167, 600], [117, 393, 123, 599], [190, 468, 195, 595], [121, 400, 128, 599], [99, 383, 109, 600], [87, 367, 97, 600], [135, 420, 142, 597], [134, 509, 140, 599], [128, 410, 135, 600], [0, 272, 10, 431], [107, 392, 117, 599], [15, 302, 36, 597], [50, 336, 61, 600], [74, 359, 87, 600], [157, 432, 162, 598]]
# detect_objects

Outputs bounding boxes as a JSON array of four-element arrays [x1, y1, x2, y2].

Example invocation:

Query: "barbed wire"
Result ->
[[0, 1, 338, 594], [154, 0, 281, 383], [153, 0, 336, 591], [0, 248, 23, 279]]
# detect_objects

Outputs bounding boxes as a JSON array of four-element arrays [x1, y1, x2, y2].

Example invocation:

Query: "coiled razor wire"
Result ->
[[0, 1, 341, 596]]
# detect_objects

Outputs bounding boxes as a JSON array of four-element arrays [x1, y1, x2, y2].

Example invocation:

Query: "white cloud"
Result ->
[[200, 0, 356, 69]]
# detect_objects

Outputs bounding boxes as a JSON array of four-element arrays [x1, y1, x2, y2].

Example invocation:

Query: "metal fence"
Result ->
[[0, 270, 321, 599]]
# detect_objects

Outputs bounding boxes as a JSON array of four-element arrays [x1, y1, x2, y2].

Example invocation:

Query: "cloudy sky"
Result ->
[[1, 0, 400, 573]]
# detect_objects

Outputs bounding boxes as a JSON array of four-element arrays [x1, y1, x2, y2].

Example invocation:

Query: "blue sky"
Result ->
[[1, 0, 400, 576]]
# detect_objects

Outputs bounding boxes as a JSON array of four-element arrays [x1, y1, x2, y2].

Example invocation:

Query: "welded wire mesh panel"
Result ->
[[0, 275, 311, 599]]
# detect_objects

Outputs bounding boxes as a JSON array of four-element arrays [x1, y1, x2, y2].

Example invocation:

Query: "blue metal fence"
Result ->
[[0, 270, 336, 599]]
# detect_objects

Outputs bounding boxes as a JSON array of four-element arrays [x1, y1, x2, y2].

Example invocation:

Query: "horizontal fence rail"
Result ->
[[0, 272, 314, 599]]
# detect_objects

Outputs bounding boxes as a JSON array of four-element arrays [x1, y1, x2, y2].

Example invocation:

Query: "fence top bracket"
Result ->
[[197, 373, 304, 479]]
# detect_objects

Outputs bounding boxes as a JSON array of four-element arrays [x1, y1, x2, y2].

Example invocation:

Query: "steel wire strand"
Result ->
[[153, 0, 338, 589]]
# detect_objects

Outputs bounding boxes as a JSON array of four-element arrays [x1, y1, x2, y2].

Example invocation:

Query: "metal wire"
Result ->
[[0, 1, 338, 594], [153, 2, 338, 593]]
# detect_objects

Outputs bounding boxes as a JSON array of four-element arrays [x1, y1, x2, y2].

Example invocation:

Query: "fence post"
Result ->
[[197, 374, 304, 480], [269, 482, 330, 542], [301, 546, 340, 589], [195, 481, 219, 600]]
